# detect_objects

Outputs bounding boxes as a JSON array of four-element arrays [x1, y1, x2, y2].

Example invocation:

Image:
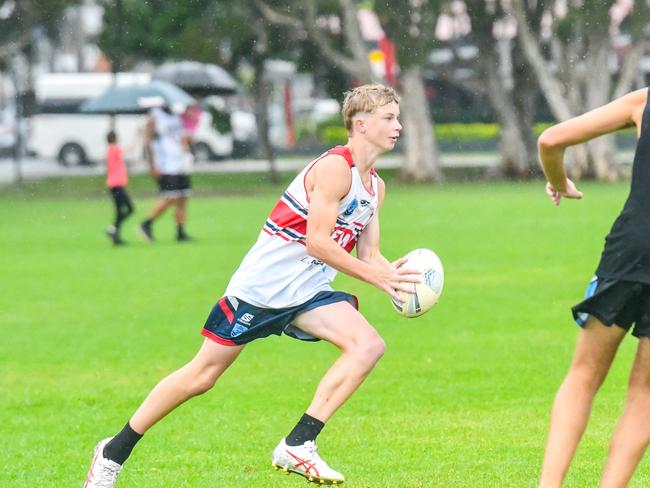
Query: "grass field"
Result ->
[[1, 173, 649, 487]]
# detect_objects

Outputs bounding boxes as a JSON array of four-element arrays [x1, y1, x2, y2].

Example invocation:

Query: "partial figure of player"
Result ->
[[139, 103, 192, 243], [104, 130, 134, 246], [84, 84, 420, 487], [537, 88, 650, 488]]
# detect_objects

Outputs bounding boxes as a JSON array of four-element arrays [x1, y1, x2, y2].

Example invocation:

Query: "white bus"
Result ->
[[28, 73, 233, 165]]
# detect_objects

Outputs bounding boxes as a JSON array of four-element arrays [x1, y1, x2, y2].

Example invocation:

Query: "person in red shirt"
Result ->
[[105, 130, 134, 245]]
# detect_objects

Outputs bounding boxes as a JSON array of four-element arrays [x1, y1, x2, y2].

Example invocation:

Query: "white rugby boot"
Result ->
[[83, 438, 122, 488], [272, 437, 345, 485]]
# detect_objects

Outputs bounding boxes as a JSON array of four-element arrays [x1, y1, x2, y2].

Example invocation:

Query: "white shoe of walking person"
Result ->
[[83, 438, 122, 488], [272, 437, 345, 484]]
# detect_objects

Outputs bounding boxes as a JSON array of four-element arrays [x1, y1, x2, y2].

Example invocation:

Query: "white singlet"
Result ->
[[150, 107, 184, 175], [225, 146, 379, 308]]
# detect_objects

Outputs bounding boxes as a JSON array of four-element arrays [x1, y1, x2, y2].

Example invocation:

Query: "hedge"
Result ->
[[313, 121, 637, 147]]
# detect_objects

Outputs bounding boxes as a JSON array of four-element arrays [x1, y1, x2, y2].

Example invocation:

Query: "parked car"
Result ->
[[200, 96, 256, 160], [189, 105, 234, 162]]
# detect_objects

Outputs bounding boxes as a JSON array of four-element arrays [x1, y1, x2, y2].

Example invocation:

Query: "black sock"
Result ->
[[103, 422, 143, 465], [143, 219, 153, 227], [285, 413, 325, 446], [177, 224, 186, 238]]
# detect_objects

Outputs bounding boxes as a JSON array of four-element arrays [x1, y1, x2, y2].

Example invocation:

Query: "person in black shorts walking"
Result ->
[[140, 104, 192, 242], [537, 88, 650, 488]]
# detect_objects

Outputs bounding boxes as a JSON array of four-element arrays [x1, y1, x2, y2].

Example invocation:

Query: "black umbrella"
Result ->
[[153, 61, 238, 97], [80, 81, 194, 114]]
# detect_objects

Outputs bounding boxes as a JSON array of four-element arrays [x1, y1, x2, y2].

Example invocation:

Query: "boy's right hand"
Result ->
[[546, 179, 583, 206], [375, 258, 421, 303]]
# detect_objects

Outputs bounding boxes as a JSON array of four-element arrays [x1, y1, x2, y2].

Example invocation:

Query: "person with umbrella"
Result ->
[[139, 98, 193, 243], [81, 82, 195, 242]]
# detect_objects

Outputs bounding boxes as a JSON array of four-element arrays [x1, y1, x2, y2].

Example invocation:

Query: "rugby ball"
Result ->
[[391, 248, 444, 318]]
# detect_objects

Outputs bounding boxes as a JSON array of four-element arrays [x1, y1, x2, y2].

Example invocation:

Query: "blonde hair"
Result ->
[[341, 84, 400, 132]]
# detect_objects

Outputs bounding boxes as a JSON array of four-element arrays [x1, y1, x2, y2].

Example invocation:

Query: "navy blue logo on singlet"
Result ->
[[360, 199, 370, 207], [343, 199, 359, 216], [301, 256, 325, 266]]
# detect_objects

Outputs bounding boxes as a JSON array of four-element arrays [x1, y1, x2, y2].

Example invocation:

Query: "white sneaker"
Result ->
[[272, 437, 345, 485], [83, 438, 123, 488]]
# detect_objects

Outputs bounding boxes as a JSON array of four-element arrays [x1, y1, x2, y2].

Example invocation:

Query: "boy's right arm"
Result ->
[[305, 156, 419, 302], [538, 88, 647, 205], [144, 116, 159, 179]]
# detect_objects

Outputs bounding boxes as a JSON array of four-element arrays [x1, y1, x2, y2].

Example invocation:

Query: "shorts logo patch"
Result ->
[[231, 323, 248, 337], [239, 312, 255, 325], [231, 313, 255, 337]]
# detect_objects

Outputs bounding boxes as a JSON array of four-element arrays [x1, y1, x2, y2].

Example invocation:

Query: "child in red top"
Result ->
[[105, 131, 134, 245]]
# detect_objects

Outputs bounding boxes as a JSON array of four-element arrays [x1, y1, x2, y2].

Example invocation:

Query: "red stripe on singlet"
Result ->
[[268, 200, 307, 234]]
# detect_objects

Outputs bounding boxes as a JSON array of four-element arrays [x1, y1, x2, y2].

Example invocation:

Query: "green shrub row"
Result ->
[[309, 120, 637, 147]]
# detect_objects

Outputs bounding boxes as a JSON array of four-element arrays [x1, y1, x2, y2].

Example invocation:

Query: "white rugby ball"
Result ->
[[391, 248, 444, 318]]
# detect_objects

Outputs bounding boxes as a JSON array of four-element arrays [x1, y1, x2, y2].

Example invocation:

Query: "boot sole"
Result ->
[[272, 463, 344, 485]]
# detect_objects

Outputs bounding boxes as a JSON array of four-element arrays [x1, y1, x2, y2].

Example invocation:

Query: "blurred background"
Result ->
[[0, 0, 648, 185]]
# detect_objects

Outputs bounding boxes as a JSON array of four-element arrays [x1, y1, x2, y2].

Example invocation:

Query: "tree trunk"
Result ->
[[613, 41, 645, 99], [577, 35, 619, 180], [252, 18, 279, 184], [498, 118, 534, 178], [480, 40, 537, 178], [587, 135, 618, 181], [511, 0, 621, 181], [399, 66, 442, 182], [512, 45, 540, 177], [510, 0, 574, 121], [252, 56, 279, 184], [587, 36, 618, 180]]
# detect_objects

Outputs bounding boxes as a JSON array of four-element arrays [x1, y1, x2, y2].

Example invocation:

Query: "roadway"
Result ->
[[0, 153, 500, 187]]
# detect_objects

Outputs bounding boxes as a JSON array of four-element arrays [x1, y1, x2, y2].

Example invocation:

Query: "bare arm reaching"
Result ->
[[538, 88, 647, 205]]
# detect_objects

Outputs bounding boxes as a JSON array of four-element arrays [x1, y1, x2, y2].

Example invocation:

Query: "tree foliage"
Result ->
[[0, 0, 80, 61], [374, 0, 441, 69], [100, 0, 310, 73]]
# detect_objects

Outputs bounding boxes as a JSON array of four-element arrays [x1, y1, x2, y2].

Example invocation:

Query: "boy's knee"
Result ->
[[357, 333, 386, 365], [185, 368, 220, 396], [567, 364, 607, 393], [628, 374, 650, 402]]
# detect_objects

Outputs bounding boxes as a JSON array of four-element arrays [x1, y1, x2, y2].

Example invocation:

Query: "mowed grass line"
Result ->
[[1, 177, 649, 487]]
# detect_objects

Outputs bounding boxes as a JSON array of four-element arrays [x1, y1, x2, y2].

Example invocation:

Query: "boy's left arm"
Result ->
[[356, 178, 407, 269]]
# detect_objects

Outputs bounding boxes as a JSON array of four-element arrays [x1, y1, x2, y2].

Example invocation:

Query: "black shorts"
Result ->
[[158, 174, 191, 198], [572, 276, 650, 338], [201, 291, 359, 346]]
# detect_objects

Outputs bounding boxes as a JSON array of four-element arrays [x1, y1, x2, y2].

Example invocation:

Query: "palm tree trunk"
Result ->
[[399, 66, 442, 182]]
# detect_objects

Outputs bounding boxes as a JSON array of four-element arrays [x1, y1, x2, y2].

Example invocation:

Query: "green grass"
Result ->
[[1, 175, 649, 487]]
